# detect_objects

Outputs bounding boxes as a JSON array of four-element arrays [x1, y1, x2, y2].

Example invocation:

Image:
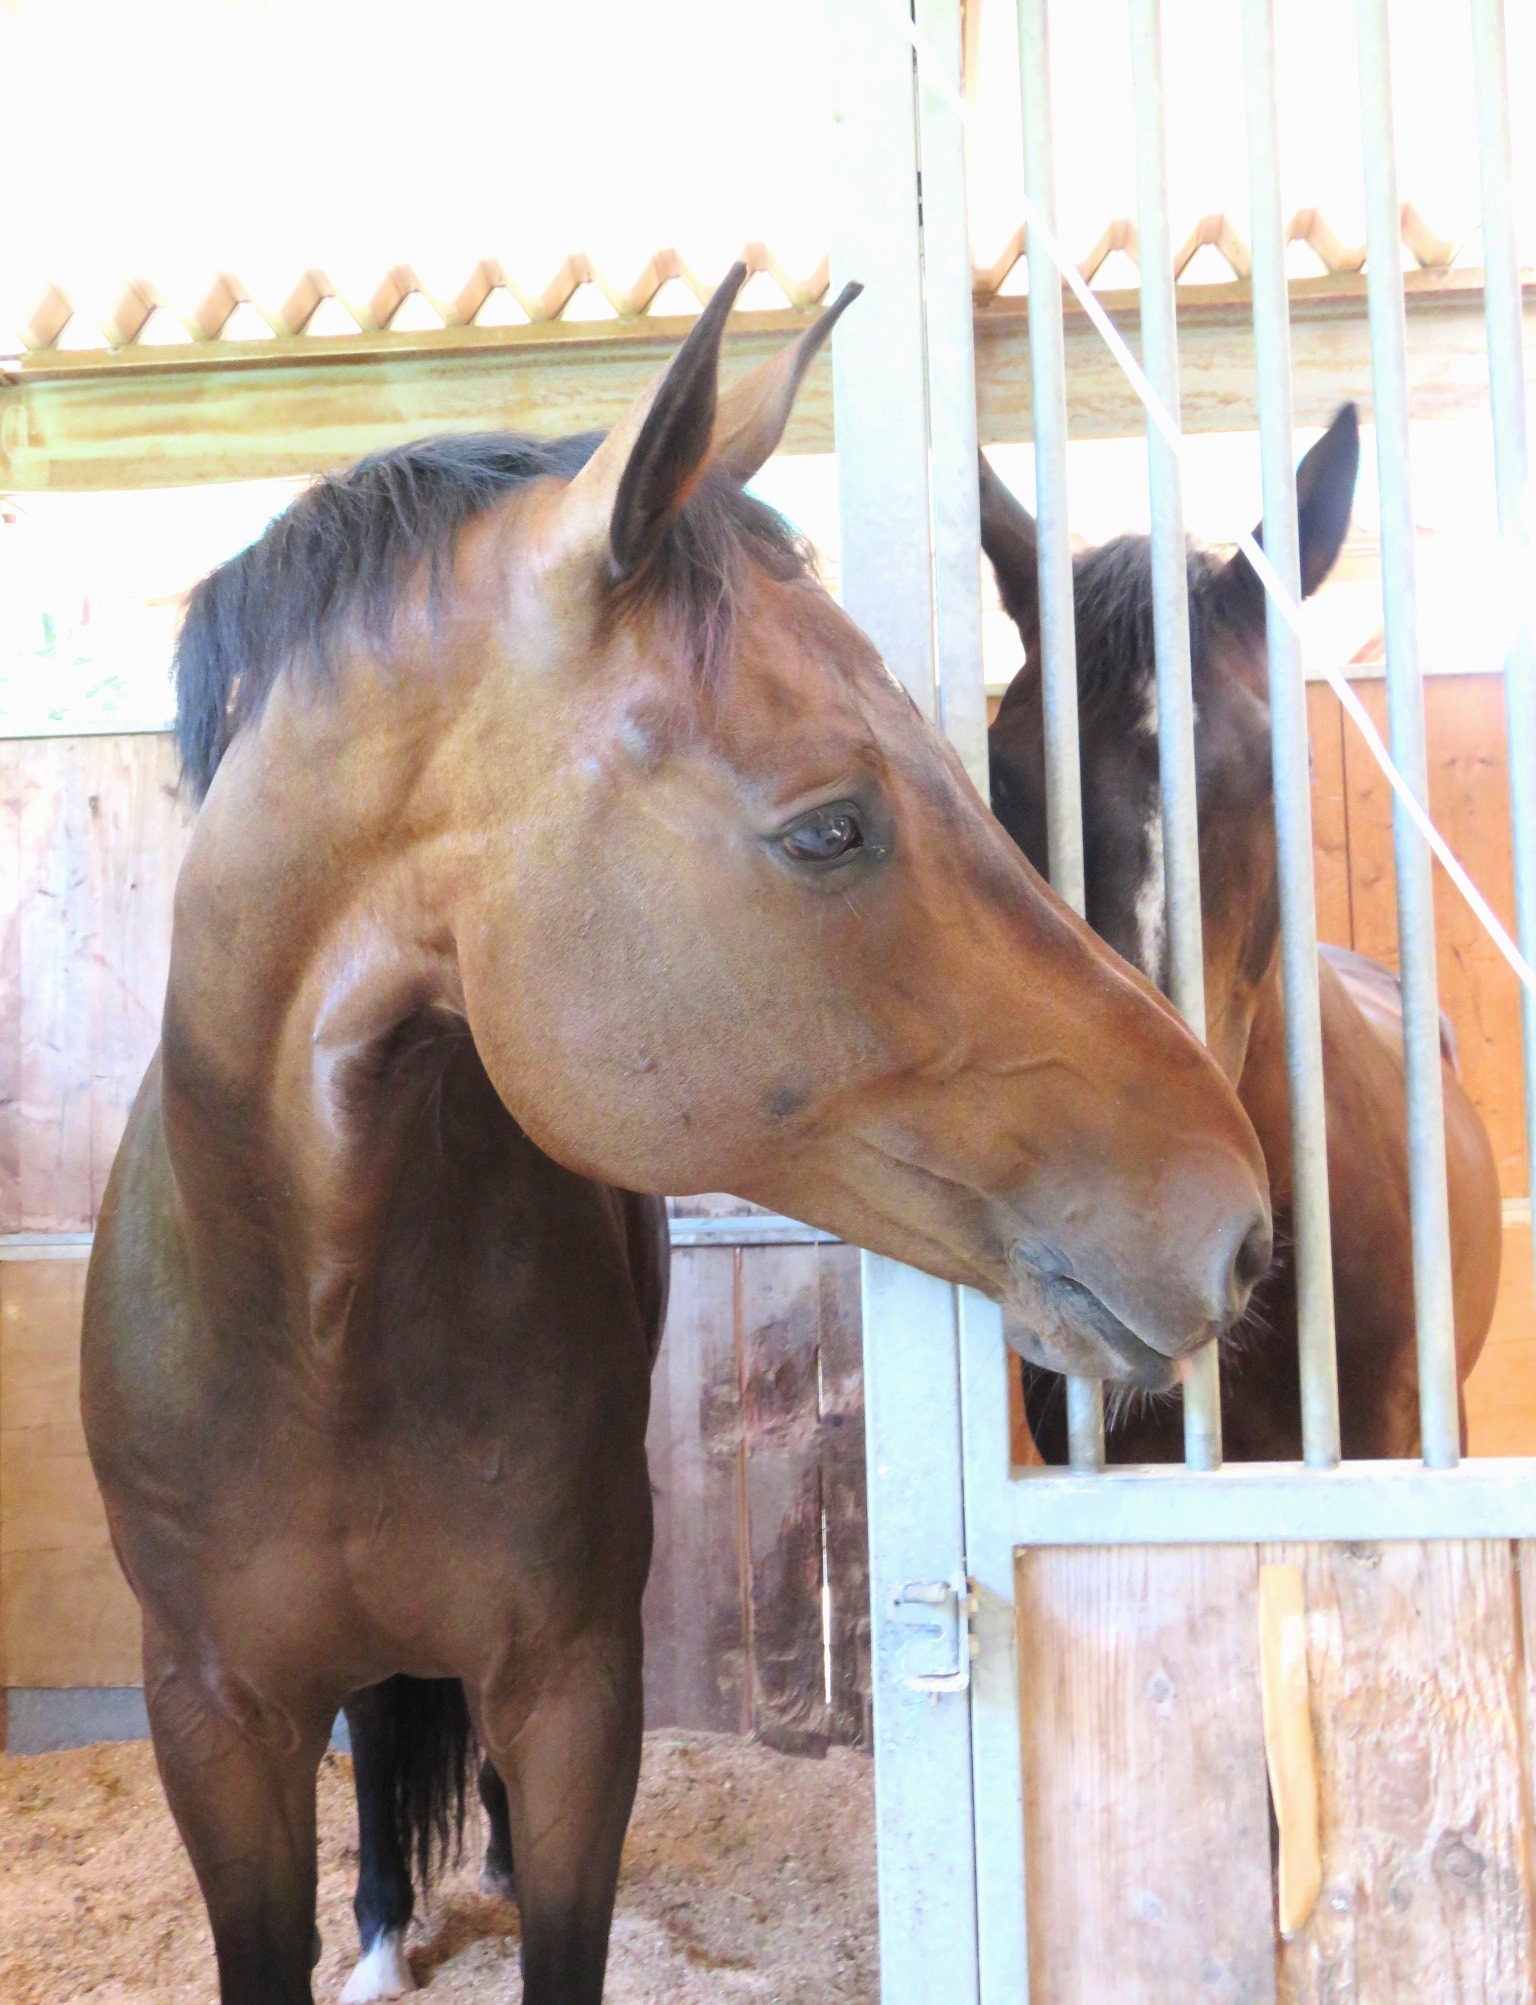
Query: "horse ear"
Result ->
[[710, 282, 863, 483], [1222, 401, 1360, 623], [542, 262, 749, 584], [979, 452, 1041, 639], [1293, 401, 1359, 597]]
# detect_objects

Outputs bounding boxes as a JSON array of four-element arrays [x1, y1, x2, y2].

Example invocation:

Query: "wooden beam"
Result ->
[[3, 274, 1531, 491]]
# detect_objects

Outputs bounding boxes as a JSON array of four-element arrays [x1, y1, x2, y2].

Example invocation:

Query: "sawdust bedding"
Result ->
[[0, 1728, 876, 2004]]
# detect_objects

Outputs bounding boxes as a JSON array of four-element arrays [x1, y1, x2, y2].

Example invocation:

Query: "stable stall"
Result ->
[[1, 0, 1534, 1996]]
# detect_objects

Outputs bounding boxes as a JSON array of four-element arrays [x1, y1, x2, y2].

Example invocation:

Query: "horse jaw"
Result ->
[[339, 1930, 416, 2002]]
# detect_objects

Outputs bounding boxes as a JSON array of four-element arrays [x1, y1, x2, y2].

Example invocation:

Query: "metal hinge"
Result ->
[[891, 1574, 980, 1694]]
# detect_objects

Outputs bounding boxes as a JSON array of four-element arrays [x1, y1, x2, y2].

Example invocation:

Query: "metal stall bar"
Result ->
[[1127, 0, 1221, 1470], [1470, 0, 1536, 1297], [918, 0, 989, 798], [912, 7, 1030, 1996], [829, 0, 980, 1993], [1017, 0, 1103, 1476], [1241, 0, 1342, 1467], [1355, 0, 1461, 1469], [958, 1282, 1031, 2005]]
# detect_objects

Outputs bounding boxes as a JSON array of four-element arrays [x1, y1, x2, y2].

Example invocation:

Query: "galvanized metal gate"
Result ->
[[828, 0, 1536, 1996]]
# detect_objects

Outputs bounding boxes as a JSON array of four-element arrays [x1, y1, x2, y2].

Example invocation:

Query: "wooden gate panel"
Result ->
[[819, 1241, 871, 1749], [85, 734, 187, 1216], [1270, 1539, 1531, 2005], [1015, 1544, 1277, 2005], [641, 1244, 747, 1735], [18, 742, 96, 1232], [0, 1259, 139, 1688], [740, 1242, 828, 1753]]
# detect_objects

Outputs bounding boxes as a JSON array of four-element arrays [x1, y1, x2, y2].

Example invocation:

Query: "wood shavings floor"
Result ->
[[0, 1729, 876, 2004]]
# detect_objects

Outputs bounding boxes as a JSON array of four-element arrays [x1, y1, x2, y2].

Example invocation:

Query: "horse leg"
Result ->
[[481, 1636, 643, 2005], [477, 1753, 516, 1902], [143, 1623, 328, 2005], [340, 1685, 417, 2002]]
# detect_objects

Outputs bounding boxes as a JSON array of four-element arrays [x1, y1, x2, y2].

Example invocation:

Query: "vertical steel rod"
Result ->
[[1355, 0, 1461, 1469], [1470, 0, 1536, 1299], [1241, 0, 1342, 1467], [918, 0, 989, 798], [1127, 0, 1221, 1470], [1017, 0, 1103, 1474]]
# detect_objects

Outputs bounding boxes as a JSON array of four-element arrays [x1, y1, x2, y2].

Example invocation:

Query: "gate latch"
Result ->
[[890, 1575, 979, 1694]]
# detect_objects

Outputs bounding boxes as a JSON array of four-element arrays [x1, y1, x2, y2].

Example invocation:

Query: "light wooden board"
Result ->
[[17, 741, 95, 1232], [0, 734, 188, 1238], [1269, 1539, 1532, 2004], [85, 734, 186, 1216], [1517, 1539, 1536, 1928], [5, 275, 1530, 489], [1014, 1543, 1277, 2004], [0, 1259, 140, 1687]]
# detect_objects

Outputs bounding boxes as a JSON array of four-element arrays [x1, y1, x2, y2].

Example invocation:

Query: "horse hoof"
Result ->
[[479, 1859, 516, 1903], [339, 1930, 416, 2002]]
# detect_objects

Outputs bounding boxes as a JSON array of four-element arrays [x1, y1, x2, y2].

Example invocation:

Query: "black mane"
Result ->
[[174, 429, 811, 801], [1069, 533, 1232, 718]]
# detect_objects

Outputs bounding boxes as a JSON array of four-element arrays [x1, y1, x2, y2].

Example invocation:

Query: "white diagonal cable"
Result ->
[[903, 7, 1536, 1001]]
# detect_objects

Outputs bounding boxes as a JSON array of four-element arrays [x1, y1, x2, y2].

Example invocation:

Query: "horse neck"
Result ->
[[160, 679, 484, 1320]]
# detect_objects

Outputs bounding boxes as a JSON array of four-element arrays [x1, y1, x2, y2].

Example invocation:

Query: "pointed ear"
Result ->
[[1221, 401, 1361, 623], [978, 451, 1040, 637], [542, 262, 748, 584], [1293, 400, 1359, 596], [710, 282, 863, 483]]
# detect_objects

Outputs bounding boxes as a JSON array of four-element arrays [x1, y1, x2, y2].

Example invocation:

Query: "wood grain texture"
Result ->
[[7, 276, 1529, 490], [1015, 1543, 1277, 2004], [1270, 1539, 1532, 2005], [1259, 1563, 1322, 1941], [1464, 1225, 1536, 1457], [739, 1243, 830, 1755], [1517, 1539, 1536, 1930], [86, 734, 186, 1215], [1341, 676, 1527, 1198], [0, 734, 189, 1236], [818, 1241, 870, 1750], [18, 741, 95, 1231], [0, 1259, 140, 1686], [640, 1245, 748, 1735]]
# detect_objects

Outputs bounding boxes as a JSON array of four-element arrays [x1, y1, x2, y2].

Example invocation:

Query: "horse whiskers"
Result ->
[[1104, 1377, 1181, 1435]]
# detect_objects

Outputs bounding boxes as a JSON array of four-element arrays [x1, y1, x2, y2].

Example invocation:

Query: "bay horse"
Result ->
[[82, 266, 1273, 2005], [982, 404, 1502, 1462]]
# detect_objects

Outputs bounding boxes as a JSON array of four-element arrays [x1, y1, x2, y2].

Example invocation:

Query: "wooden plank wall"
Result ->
[[1017, 1540, 1536, 2002], [1306, 678, 1533, 1456], [0, 734, 189, 1700], [1306, 677, 1528, 1198]]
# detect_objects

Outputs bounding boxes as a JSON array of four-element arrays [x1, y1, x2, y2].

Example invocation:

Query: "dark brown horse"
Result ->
[[82, 267, 1272, 2005], [982, 405, 1502, 1461]]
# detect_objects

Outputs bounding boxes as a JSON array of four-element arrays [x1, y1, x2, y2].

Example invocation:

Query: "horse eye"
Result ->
[[781, 804, 865, 866]]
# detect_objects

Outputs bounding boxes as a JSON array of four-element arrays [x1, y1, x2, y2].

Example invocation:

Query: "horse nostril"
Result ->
[[1234, 1217, 1273, 1293]]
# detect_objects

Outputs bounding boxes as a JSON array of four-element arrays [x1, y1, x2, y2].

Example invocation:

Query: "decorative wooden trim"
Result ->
[[6, 271, 1530, 491]]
